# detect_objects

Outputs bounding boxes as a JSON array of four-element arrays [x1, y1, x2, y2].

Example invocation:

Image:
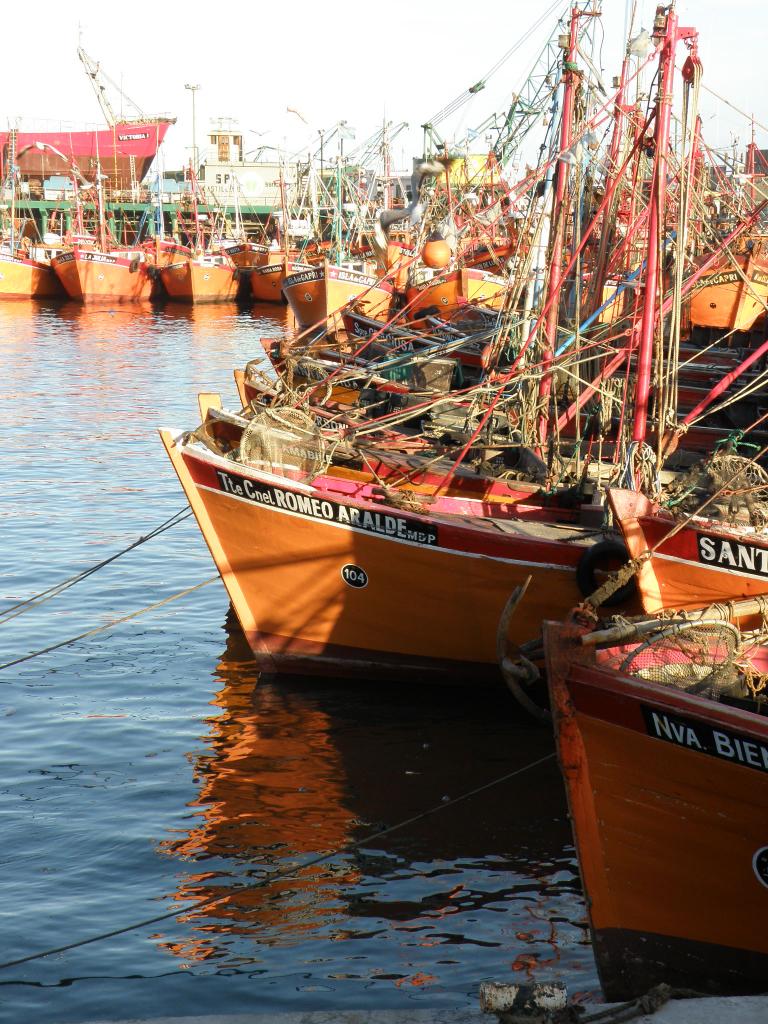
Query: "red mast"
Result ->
[[537, 7, 582, 446], [589, 32, 634, 316], [631, 5, 699, 444]]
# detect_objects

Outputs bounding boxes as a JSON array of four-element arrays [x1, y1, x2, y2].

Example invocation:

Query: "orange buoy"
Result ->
[[422, 238, 451, 269]]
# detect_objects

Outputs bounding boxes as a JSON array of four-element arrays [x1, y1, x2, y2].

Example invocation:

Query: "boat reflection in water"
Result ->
[[157, 613, 595, 992], [46, 300, 292, 370], [158, 613, 356, 964]]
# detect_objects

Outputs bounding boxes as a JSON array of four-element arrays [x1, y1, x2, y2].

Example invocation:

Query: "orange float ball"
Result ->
[[422, 238, 451, 269]]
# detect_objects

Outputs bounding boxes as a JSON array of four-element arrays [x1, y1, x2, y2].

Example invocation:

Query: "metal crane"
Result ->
[[77, 46, 145, 126]]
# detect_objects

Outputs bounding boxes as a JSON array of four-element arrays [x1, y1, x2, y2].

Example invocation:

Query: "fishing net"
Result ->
[[243, 358, 280, 398], [611, 621, 745, 699], [710, 451, 768, 491], [237, 408, 328, 479], [709, 452, 768, 528], [665, 447, 768, 527]]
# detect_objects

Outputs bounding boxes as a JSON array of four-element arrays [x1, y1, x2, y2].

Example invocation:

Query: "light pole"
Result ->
[[339, 120, 347, 163], [184, 83, 200, 171]]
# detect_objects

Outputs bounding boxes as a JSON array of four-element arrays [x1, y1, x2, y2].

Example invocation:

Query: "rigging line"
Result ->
[[715, 149, 768, 205], [433, 120, 657, 491], [346, 329, 627, 441], [504, 47, 659, 210], [698, 80, 768, 137], [0, 752, 556, 972], [687, 365, 768, 427], [427, 0, 565, 128], [0, 509, 194, 625], [0, 577, 218, 675]]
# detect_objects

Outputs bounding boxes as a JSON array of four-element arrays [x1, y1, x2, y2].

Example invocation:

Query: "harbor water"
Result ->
[[0, 302, 597, 1022]]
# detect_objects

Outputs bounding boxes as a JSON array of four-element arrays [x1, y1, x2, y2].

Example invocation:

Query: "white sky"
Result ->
[[1, 0, 765, 170]]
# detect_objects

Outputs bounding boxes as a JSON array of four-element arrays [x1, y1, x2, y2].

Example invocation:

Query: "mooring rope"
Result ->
[[572, 983, 709, 1024], [0, 752, 556, 970], [0, 507, 194, 626], [0, 576, 218, 674]]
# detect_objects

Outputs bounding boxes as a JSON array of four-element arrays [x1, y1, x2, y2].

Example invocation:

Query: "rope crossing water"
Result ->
[[0, 507, 193, 626], [0, 752, 556, 971], [0, 576, 218, 674]]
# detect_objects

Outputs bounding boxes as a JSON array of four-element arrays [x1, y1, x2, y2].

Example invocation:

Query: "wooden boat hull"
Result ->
[[218, 242, 270, 269], [608, 488, 768, 615], [690, 254, 768, 332], [146, 240, 192, 269], [159, 259, 238, 303], [52, 248, 155, 302], [460, 239, 515, 272], [250, 258, 307, 303], [0, 253, 64, 299], [282, 264, 394, 331], [405, 268, 507, 320], [546, 618, 768, 999], [160, 430, 588, 678]]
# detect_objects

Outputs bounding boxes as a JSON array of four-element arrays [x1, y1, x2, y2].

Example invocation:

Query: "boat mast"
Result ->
[[631, 5, 698, 445], [233, 178, 243, 240], [154, 158, 164, 257], [77, 45, 145, 127], [746, 117, 757, 206], [334, 154, 343, 261], [96, 162, 107, 251], [8, 131, 17, 254], [187, 160, 204, 254], [538, 6, 591, 446], [383, 117, 392, 211], [278, 159, 290, 252], [308, 153, 320, 242], [589, 20, 633, 315]]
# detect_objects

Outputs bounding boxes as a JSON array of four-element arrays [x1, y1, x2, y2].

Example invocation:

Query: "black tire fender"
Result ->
[[576, 539, 636, 607]]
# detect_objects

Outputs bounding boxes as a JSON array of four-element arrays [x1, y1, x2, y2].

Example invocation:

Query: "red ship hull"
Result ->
[[1, 120, 173, 188]]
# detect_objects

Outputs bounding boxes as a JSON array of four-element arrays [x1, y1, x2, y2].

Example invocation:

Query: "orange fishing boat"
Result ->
[[158, 416, 615, 680], [405, 267, 507, 320], [282, 261, 395, 331], [145, 239, 192, 269], [0, 251, 64, 299], [250, 254, 307, 303], [608, 486, 768, 617], [460, 238, 516, 272], [216, 241, 271, 298], [159, 253, 238, 303], [51, 245, 156, 303], [218, 241, 271, 269], [689, 245, 768, 332], [546, 612, 768, 999]]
